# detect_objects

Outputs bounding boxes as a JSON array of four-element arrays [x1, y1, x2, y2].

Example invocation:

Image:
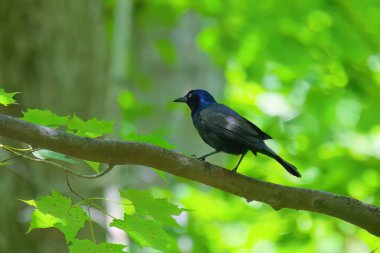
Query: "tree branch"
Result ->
[[0, 113, 379, 237]]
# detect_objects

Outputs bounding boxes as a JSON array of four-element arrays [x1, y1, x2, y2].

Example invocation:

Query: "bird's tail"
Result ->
[[256, 144, 301, 178], [277, 158, 301, 178]]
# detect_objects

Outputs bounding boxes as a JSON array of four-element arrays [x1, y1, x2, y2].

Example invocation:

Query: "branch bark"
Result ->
[[0, 113, 379, 237]]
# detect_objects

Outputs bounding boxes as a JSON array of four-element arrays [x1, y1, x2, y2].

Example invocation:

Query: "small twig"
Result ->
[[65, 171, 86, 201], [65, 172, 116, 220], [76, 197, 133, 206], [0, 146, 38, 163], [80, 164, 115, 179], [85, 202, 116, 220], [2, 144, 119, 222], [86, 205, 97, 244], [0, 144, 33, 152], [66, 172, 96, 243], [1, 145, 115, 179]]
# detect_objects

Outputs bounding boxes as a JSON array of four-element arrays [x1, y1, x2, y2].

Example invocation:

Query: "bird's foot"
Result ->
[[191, 154, 206, 161], [231, 167, 238, 173]]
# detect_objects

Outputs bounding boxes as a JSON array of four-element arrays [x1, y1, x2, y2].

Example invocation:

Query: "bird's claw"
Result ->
[[231, 168, 238, 173], [191, 154, 206, 162]]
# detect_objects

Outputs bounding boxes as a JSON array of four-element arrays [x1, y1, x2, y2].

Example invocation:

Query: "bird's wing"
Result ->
[[241, 117, 272, 140], [199, 104, 269, 146]]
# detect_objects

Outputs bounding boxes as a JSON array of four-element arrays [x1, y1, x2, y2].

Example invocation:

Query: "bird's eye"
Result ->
[[188, 93, 192, 98]]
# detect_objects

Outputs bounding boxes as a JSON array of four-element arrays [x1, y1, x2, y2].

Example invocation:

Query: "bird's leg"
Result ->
[[196, 150, 219, 161], [232, 153, 246, 173]]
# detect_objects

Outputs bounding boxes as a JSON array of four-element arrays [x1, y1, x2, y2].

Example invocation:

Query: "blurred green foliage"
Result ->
[[130, 0, 380, 252]]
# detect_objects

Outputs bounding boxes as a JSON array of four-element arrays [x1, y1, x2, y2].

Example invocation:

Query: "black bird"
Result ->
[[173, 89, 301, 177]]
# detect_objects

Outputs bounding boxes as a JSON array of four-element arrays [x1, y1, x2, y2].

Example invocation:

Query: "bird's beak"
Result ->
[[173, 96, 187, 103]]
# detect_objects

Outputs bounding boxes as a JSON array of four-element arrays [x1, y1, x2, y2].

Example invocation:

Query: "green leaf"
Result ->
[[21, 199, 60, 232], [120, 189, 184, 227], [0, 88, 17, 106], [22, 109, 69, 127], [125, 133, 176, 149], [23, 191, 88, 242], [27, 209, 62, 232], [110, 214, 171, 251], [22, 199, 59, 232], [67, 115, 114, 138], [32, 149, 78, 164], [21, 110, 114, 138], [20, 199, 37, 207], [69, 239, 126, 253], [85, 160, 100, 173]]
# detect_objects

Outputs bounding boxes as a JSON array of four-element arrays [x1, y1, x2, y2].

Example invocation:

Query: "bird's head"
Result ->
[[173, 89, 216, 113]]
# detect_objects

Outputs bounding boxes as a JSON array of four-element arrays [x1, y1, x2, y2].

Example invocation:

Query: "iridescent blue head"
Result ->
[[173, 89, 217, 114]]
